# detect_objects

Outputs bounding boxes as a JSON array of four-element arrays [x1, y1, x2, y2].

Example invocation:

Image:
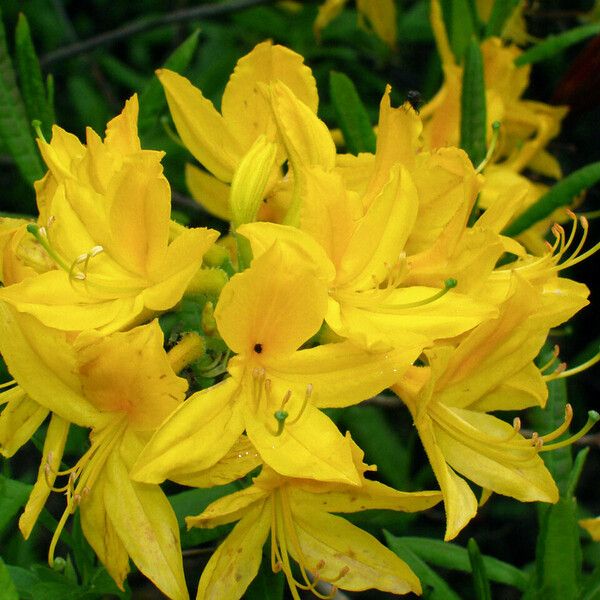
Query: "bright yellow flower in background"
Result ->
[[133, 243, 421, 487], [0, 308, 189, 600], [186, 438, 441, 599], [0, 96, 218, 333], [314, 0, 397, 48]]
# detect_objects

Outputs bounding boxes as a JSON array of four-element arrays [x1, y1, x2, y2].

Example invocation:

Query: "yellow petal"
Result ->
[[0, 304, 100, 427], [237, 220, 336, 284], [580, 518, 600, 541], [338, 165, 418, 290], [221, 40, 319, 151], [104, 94, 142, 155], [0, 387, 48, 457], [157, 69, 243, 182], [131, 377, 243, 484], [196, 501, 270, 600], [289, 506, 421, 595], [19, 414, 69, 539], [104, 447, 188, 600], [357, 0, 397, 47], [433, 404, 558, 504], [314, 0, 347, 38], [214, 242, 328, 358], [264, 340, 421, 408], [291, 478, 441, 514], [75, 321, 187, 431], [185, 163, 232, 221], [230, 135, 278, 228], [174, 436, 261, 489], [414, 410, 478, 540], [80, 474, 130, 590], [268, 81, 335, 172], [187, 483, 268, 529], [243, 399, 360, 485]]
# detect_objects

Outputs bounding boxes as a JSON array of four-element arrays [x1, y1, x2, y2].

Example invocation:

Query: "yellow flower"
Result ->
[[393, 275, 587, 540], [186, 439, 441, 600], [423, 2, 567, 179], [159, 41, 318, 221], [314, 0, 397, 49], [0, 96, 218, 333], [240, 83, 497, 351], [0, 306, 189, 600], [133, 242, 420, 487]]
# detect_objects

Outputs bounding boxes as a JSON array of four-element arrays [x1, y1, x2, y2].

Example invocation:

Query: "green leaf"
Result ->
[[0, 8, 44, 185], [385, 531, 462, 600], [460, 37, 487, 168], [484, 0, 521, 38], [468, 538, 492, 600], [0, 557, 19, 600], [567, 447, 590, 499], [531, 497, 582, 599], [442, 0, 477, 62], [515, 21, 600, 67], [400, 537, 529, 590], [341, 405, 411, 490], [5, 565, 37, 600], [168, 483, 237, 548], [329, 70, 376, 154], [14, 13, 55, 139], [580, 564, 600, 600], [244, 557, 285, 600], [138, 29, 200, 136], [503, 161, 600, 236], [0, 474, 32, 533]]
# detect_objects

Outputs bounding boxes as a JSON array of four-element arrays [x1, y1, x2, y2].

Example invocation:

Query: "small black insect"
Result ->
[[406, 90, 423, 113], [254, 343, 263, 353]]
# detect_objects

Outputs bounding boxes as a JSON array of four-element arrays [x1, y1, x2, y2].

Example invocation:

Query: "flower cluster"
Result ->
[[1, 19, 598, 600]]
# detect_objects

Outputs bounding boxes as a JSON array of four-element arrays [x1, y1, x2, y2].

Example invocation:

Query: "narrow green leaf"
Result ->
[[401, 537, 529, 590], [484, 0, 521, 38], [0, 8, 44, 184], [329, 70, 376, 154], [15, 13, 55, 139], [0, 557, 19, 600], [244, 557, 285, 600], [503, 161, 600, 236], [0, 474, 32, 533], [442, 0, 477, 62], [460, 37, 487, 168], [532, 497, 582, 599], [580, 564, 600, 600], [385, 531, 462, 600], [515, 21, 600, 67], [98, 54, 148, 91], [468, 538, 492, 600], [138, 29, 200, 135]]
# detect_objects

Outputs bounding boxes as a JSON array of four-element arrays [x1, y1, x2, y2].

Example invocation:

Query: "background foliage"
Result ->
[[1, 0, 600, 598]]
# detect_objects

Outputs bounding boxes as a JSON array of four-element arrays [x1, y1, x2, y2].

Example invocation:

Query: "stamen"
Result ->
[[476, 121, 502, 174], [537, 404, 573, 443], [544, 349, 600, 381], [0, 379, 16, 390], [539, 345, 561, 374], [540, 411, 600, 452], [287, 384, 313, 425], [26, 224, 70, 272]]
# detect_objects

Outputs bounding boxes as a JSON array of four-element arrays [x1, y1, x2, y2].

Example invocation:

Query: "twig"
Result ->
[[40, 0, 277, 66]]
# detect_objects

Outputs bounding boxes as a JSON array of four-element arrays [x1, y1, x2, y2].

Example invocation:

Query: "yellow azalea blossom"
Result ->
[[314, 0, 397, 48], [133, 242, 421, 487], [0, 306, 189, 600], [393, 275, 587, 540], [475, 0, 529, 45], [159, 41, 318, 221], [0, 96, 217, 334], [424, 2, 567, 178], [243, 83, 497, 351], [186, 438, 441, 600]]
